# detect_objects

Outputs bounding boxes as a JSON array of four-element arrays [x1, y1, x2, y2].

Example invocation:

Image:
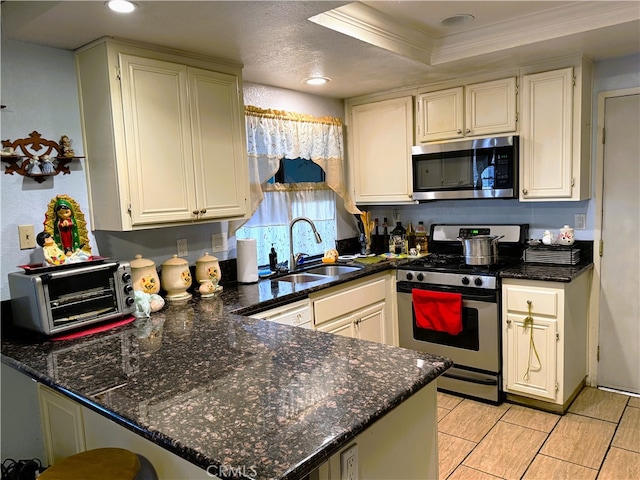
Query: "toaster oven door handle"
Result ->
[[40, 262, 119, 283]]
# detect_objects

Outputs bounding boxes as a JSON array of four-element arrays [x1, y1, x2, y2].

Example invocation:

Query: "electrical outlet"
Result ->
[[575, 214, 586, 230], [18, 225, 36, 249], [177, 238, 188, 257], [340, 444, 358, 480], [211, 233, 227, 253]]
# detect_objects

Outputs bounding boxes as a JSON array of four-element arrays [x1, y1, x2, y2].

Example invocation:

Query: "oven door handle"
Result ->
[[443, 371, 498, 385]]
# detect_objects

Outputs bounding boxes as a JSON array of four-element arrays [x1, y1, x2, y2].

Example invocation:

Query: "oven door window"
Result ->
[[412, 304, 480, 351]]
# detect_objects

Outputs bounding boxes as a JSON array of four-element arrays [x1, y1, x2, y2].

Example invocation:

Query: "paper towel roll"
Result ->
[[236, 238, 258, 284]]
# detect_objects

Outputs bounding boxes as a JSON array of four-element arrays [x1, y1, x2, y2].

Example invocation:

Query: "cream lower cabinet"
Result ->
[[311, 272, 395, 345], [348, 96, 414, 204], [502, 272, 590, 411], [519, 58, 592, 201], [75, 38, 247, 230], [37, 384, 214, 478], [416, 77, 517, 143]]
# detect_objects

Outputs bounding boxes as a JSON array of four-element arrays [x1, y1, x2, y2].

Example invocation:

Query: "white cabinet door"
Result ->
[[355, 301, 386, 344], [120, 54, 197, 226], [520, 67, 574, 200], [350, 97, 414, 204], [189, 68, 247, 220], [504, 314, 558, 401], [38, 385, 86, 465], [417, 78, 516, 143], [316, 315, 356, 338], [465, 77, 517, 137], [417, 87, 464, 142]]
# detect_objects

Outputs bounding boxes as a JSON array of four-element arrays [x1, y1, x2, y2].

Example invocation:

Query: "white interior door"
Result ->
[[598, 92, 640, 394]]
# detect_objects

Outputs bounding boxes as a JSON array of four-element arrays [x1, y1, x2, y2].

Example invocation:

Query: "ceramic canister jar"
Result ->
[[130, 254, 161, 294], [161, 255, 192, 301], [558, 225, 575, 245], [195, 252, 222, 297]]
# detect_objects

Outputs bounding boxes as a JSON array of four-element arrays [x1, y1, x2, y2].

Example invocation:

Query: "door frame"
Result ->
[[588, 87, 640, 386]]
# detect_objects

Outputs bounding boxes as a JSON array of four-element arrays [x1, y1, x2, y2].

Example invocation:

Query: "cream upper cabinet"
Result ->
[[417, 77, 517, 143], [502, 272, 590, 412], [348, 96, 414, 204], [519, 60, 592, 201], [75, 39, 248, 231]]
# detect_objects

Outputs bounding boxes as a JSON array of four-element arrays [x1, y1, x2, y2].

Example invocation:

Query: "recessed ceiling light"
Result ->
[[106, 0, 137, 13], [439, 14, 475, 27], [304, 77, 331, 86]]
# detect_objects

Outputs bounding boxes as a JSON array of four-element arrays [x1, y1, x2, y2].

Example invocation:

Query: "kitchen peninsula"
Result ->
[[2, 282, 452, 480]]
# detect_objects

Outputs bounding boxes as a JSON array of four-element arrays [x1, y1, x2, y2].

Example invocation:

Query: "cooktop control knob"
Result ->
[[474, 277, 483, 287], [405, 272, 413, 281], [461, 276, 470, 285], [417, 273, 424, 282]]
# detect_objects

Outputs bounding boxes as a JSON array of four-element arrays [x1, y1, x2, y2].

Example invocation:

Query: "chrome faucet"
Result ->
[[289, 216, 322, 271]]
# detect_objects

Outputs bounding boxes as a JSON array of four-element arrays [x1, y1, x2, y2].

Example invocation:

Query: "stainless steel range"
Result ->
[[397, 224, 528, 404]]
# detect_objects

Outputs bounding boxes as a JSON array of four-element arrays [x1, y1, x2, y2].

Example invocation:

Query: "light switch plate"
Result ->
[[18, 224, 36, 249]]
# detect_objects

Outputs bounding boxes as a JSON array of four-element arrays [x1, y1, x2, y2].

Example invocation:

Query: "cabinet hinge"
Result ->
[[115, 65, 121, 81], [572, 75, 576, 87], [556, 332, 560, 341], [599, 239, 604, 257], [602, 127, 606, 144], [127, 202, 132, 215], [597, 345, 600, 362], [555, 382, 559, 392], [571, 178, 575, 187], [515, 111, 519, 122]]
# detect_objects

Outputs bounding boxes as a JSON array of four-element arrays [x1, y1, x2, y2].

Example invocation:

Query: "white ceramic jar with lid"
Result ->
[[130, 254, 160, 294], [161, 255, 192, 301], [195, 252, 222, 297], [558, 225, 575, 245]]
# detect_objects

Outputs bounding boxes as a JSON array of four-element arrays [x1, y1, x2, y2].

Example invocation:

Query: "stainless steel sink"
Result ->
[[304, 265, 362, 276], [275, 273, 329, 284]]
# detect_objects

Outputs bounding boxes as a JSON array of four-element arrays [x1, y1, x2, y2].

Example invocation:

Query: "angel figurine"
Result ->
[[59, 135, 75, 157], [40, 155, 56, 174], [25, 156, 42, 175]]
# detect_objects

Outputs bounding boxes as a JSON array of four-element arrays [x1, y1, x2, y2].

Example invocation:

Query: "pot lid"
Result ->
[[196, 252, 218, 264], [130, 253, 156, 269], [162, 254, 188, 267]]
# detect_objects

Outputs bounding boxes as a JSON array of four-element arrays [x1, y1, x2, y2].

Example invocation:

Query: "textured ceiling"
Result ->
[[2, 1, 639, 99]]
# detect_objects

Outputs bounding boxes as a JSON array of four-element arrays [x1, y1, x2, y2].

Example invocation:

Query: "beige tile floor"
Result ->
[[438, 387, 640, 480]]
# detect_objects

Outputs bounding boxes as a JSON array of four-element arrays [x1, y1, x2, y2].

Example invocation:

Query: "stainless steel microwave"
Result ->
[[8, 260, 135, 335], [412, 135, 519, 201]]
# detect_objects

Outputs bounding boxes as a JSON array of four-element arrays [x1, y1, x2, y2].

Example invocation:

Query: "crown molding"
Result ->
[[308, 2, 435, 65], [432, 2, 640, 65]]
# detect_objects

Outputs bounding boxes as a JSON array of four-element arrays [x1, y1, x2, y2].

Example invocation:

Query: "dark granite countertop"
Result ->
[[499, 261, 594, 282], [1, 259, 451, 480]]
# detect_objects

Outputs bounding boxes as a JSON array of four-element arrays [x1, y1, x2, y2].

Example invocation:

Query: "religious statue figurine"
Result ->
[[36, 231, 90, 266], [44, 194, 92, 256], [59, 135, 75, 157]]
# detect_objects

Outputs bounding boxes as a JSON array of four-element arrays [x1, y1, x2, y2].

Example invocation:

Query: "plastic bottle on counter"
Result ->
[[372, 218, 382, 254], [269, 244, 278, 271]]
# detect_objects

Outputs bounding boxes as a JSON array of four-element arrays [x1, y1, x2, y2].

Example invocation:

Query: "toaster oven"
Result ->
[[8, 260, 135, 335]]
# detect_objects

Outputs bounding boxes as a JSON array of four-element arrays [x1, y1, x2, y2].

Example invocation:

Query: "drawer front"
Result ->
[[504, 285, 558, 317], [314, 278, 386, 326]]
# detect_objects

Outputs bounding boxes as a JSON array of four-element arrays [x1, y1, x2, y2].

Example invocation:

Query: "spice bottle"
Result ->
[[269, 244, 278, 271]]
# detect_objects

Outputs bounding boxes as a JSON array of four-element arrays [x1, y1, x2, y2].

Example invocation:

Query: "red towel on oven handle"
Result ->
[[412, 289, 463, 335]]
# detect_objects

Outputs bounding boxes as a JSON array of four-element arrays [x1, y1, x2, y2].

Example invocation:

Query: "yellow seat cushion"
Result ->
[[39, 448, 140, 480]]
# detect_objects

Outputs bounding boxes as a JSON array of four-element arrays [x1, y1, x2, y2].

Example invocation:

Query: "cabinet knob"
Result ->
[[200, 208, 207, 214], [456, 129, 462, 134], [506, 319, 512, 325], [465, 129, 471, 134], [522, 189, 528, 195], [192, 210, 199, 215]]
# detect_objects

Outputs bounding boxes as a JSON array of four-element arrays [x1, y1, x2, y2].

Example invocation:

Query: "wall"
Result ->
[[0, 41, 357, 302], [1, 40, 97, 302]]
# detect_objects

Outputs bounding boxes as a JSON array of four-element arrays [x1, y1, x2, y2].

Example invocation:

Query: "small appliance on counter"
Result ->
[[8, 260, 136, 335]]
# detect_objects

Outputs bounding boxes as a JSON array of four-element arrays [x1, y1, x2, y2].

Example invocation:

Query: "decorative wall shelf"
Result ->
[[1, 131, 84, 183]]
